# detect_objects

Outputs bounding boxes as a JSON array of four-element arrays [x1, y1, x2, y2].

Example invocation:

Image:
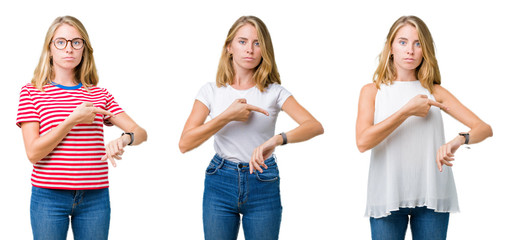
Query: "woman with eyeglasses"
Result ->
[[16, 16, 147, 240], [179, 16, 323, 240], [356, 15, 492, 239]]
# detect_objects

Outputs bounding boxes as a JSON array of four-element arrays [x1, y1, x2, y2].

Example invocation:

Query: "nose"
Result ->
[[406, 44, 414, 55], [246, 43, 254, 54], [65, 42, 74, 53]]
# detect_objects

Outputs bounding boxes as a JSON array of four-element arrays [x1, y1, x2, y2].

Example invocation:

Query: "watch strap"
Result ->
[[459, 132, 469, 145], [122, 132, 135, 146], [279, 132, 287, 145]]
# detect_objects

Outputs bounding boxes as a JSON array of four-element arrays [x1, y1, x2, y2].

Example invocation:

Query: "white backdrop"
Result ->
[[0, 0, 506, 239]]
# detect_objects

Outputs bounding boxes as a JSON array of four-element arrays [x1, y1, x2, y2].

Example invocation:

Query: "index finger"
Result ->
[[428, 100, 448, 111], [93, 107, 115, 117], [246, 104, 269, 116], [82, 102, 94, 107]]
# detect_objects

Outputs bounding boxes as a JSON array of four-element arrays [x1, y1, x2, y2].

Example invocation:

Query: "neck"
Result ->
[[52, 67, 78, 86], [231, 67, 256, 90], [395, 68, 418, 82]]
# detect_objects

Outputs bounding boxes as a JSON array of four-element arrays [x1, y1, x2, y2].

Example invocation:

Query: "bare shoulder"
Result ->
[[360, 83, 378, 99]]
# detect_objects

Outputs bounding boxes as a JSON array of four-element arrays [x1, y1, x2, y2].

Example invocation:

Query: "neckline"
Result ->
[[393, 80, 419, 83], [227, 84, 257, 91], [50, 81, 83, 90]]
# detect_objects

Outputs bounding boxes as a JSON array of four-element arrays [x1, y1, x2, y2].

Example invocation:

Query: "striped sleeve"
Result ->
[[103, 89, 124, 126], [16, 85, 40, 127]]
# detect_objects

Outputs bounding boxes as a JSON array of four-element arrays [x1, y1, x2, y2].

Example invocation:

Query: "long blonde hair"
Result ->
[[373, 15, 440, 93], [216, 16, 280, 92], [32, 16, 98, 91]]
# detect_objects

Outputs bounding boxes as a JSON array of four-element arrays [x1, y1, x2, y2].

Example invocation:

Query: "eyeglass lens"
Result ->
[[53, 38, 84, 50]]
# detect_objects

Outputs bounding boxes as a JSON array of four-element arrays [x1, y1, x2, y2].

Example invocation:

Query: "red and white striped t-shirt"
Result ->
[[16, 83, 124, 190]]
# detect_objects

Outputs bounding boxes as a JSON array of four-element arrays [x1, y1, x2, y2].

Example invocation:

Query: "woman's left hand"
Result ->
[[250, 136, 280, 174], [436, 135, 464, 172], [101, 135, 130, 167]]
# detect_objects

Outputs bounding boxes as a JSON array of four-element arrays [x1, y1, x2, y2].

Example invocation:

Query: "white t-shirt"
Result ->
[[196, 82, 292, 163]]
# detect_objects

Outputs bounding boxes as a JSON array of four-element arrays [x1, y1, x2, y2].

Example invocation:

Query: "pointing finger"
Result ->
[[246, 104, 269, 116], [93, 108, 115, 117], [82, 102, 94, 107], [427, 99, 448, 110]]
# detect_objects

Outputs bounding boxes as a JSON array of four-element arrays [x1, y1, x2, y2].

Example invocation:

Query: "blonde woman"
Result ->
[[356, 15, 492, 239], [179, 16, 323, 240], [16, 16, 147, 240]]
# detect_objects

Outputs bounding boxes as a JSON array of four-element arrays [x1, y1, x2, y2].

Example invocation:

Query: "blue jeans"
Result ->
[[370, 206, 449, 240], [30, 186, 111, 240], [203, 154, 282, 240]]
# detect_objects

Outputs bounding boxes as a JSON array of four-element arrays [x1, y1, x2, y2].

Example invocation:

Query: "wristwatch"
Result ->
[[122, 132, 135, 146], [279, 132, 287, 145], [459, 132, 469, 145]]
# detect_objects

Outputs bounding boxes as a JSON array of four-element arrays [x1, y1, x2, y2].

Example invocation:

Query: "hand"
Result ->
[[402, 95, 448, 117], [436, 135, 463, 172], [223, 99, 269, 122], [101, 135, 130, 167], [68, 102, 114, 125], [249, 136, 279, 174]]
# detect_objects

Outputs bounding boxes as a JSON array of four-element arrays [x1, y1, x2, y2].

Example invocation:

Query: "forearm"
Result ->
[[285, 119, 324, 144], [179, 113, 230, 153], [357, 109, 409, 152], [124, 125, 148, 146], [24, 119, 76, 164], [462, 122, 493, 145]]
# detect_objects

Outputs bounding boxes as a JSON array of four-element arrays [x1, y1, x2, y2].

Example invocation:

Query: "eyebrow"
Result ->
[[236, 37, 258, 41], [397, 37, 419, 42]]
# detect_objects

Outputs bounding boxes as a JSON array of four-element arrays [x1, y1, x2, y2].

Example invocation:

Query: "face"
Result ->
[[391, 24, 423, 73], [228, 24, 262, 73], [50, 24, 84, 71]]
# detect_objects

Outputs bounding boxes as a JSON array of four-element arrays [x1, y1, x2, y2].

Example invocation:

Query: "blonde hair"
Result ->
[[373, 15, 440, 93], [32, 16, 98, 91], [216, 16, 280, 92]]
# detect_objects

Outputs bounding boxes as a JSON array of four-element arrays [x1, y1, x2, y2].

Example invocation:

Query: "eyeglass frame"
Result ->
[[51, 37, 86, 50]]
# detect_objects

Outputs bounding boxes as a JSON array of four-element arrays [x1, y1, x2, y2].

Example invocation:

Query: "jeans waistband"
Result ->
[[212, 154, 277, 169]]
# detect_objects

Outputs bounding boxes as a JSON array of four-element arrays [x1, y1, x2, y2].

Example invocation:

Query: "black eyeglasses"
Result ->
[[52, 38, 85, 50]]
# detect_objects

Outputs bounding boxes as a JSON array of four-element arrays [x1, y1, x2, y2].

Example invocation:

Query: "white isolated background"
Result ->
[[0, 0, 506, 239]]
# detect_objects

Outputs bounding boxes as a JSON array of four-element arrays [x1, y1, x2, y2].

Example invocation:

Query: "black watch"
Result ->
[[122, 132, 135, 146], [459, 132, 469, 145]]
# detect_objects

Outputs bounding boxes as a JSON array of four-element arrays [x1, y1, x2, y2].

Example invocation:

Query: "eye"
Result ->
[[57, 40, 65, 45], [415, 42, 421, 47], [399, 40, 406, 45], [254, 42, 260, 46], [239, 40, 246, 44]]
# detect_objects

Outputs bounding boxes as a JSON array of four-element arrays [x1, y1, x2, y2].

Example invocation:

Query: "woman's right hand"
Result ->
[[68, 102, 114, 125], [223, 98, 269, 122], [401, 94, 448, 117]]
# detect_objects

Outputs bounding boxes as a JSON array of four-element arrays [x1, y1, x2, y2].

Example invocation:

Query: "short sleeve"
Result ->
[[16, 85, 40, 128], [275, 84, 292, 109], [103, 89, 124, 126], [195, 82, 214, 110]]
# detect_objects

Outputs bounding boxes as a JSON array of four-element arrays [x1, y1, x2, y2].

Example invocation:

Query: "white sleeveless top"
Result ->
[[366, 81, 459, 218]]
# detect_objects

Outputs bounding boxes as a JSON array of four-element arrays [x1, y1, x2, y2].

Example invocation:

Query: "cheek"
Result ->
[[415, 48, 424, 59]]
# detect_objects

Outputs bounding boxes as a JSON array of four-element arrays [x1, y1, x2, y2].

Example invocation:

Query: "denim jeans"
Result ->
[[203, 154, 282, 240], [30, 186, 111, 240], [370, 206, 449, 240]]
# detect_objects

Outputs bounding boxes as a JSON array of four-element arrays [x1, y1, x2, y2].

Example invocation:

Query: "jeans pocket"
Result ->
[[255, 165, 279, 182], [205, 161, 220, 175]]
